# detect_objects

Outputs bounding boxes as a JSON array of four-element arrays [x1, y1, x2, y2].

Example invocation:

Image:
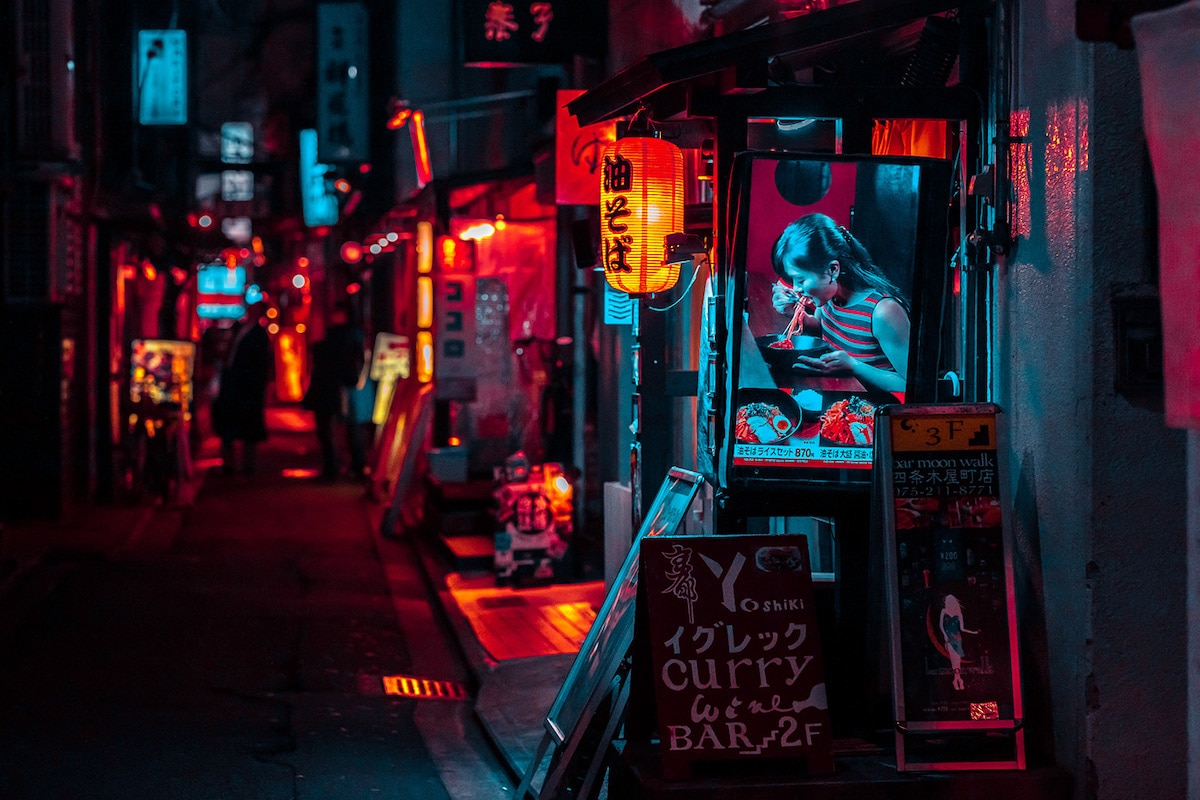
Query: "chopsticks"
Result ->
[[780, 298, 807, 341]]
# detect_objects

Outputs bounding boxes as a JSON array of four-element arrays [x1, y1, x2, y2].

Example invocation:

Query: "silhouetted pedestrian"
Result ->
[[302, 302, 365, 480], [212, 300, 272, 475]]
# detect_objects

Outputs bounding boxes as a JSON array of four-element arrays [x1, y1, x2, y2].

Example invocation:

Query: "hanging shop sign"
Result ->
[[877, 403, 1025, 770], [299, 129, 339, 227], [463, 0, 606, 67], [221, 122, 254, 164], [196, 263, 246, 320], [555, 89, 617, 206], [600, 136, 684, 295], [136, 30, 187, 126], [316, 3, 369, 163], [641, 533, 834, 779]]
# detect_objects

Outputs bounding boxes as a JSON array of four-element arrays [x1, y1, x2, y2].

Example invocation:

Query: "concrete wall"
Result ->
[[1006, 0, 1188, 796]]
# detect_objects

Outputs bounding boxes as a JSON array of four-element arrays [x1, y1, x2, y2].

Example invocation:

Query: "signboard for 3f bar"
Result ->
[[317, 3, 369, 163], [877, 404, 1025, 771], [463, 0, 606, 66], [641, 534, 833, 779]]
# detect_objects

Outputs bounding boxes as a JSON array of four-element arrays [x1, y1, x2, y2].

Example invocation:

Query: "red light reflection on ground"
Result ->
[[281, 468, 321, 479], [381, 675, 468, 700], [446, 575, 604, 661], [269, 408, 311, 432]]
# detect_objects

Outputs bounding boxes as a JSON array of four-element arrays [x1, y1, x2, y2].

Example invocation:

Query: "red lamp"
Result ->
[[599, 136, 684, 295]]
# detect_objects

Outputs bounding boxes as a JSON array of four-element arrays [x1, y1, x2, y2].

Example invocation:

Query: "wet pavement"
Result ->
[[0, 406, 575, 800]]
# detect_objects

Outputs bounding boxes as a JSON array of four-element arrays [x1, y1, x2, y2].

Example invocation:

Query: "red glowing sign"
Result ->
[[555, 89, 616, 205], [464, 0, 605, 66]]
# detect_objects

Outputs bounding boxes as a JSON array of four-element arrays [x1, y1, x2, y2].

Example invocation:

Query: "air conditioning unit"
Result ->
[[15, 0, 80, 161]]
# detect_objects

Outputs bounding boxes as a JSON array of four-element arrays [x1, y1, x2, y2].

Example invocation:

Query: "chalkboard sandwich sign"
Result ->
[[641, 533, 834, 780]]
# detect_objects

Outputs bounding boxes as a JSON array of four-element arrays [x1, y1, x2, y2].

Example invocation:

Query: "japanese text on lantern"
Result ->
[[602, 153, 634, 275], [484, 2, 553, 42]]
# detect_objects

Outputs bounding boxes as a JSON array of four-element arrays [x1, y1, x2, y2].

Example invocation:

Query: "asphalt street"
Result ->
[[0, 408, 514, 799]]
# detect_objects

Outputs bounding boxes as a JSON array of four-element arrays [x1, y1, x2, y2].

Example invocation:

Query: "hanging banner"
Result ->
[[136, 30, 188, 126], [298, 129, 339, 227], [317, 3, 369, 163], [1132, 4, 1200, 430], [463, 0, 606, 66], [555, 89, 616, 205]]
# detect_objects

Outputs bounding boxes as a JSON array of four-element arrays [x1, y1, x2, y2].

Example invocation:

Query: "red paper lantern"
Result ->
[[600, 136, 684, 295]]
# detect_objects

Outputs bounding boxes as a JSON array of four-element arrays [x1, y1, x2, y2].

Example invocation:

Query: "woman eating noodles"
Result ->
[[769, 212, 910, 398]]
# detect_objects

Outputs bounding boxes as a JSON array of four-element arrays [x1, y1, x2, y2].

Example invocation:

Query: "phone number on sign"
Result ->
[[734, 444, 872, 464]]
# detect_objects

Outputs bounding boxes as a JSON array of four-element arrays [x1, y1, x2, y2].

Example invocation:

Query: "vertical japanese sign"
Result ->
[[136, 30, 187, 125], [298, 129, 339, 227], [317, 3, 369, 163], [878, 404, 1025, 768], [434, 238, 478, 400], [463, 0, 606, 66], [555, 90, 616, 205], [642, 534, 833, 780]]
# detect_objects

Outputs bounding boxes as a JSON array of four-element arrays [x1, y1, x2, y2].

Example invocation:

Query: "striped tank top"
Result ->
[[822, 290, 896, 370]]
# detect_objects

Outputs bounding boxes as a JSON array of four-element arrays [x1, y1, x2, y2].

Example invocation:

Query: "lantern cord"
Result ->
[[646, 254, 710, 312], [628, 106, 654, 136]]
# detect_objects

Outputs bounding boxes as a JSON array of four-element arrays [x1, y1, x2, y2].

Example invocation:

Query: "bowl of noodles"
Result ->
[[819, 396, 877, 446], [734, 389, 801, 444], [755, 334, 831, 370]]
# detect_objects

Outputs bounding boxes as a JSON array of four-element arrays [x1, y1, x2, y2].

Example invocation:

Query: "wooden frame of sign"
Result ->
[[515, 467, 705, 800], [876, 403, 1025, 771]]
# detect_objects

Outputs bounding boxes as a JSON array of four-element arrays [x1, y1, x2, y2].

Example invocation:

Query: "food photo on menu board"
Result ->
[[725, 152, 950, 479]]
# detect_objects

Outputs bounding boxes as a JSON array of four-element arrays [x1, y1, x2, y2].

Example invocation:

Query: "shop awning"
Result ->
[[567, 0, 975, 126]]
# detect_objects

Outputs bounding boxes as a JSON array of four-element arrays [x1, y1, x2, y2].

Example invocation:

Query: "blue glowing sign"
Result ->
[[197, 303, 247, 320], [137, 30, 188, 125], [299, 129, 339, 227], [197, 264, 246, 296]]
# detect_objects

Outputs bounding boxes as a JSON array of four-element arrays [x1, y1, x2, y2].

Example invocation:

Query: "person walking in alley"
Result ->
[[212, 300, 273, 475], [302, 302, 366, 481]]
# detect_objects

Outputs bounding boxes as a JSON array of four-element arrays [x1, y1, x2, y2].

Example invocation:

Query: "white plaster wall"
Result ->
[[1007, 0, 1189, 797]]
